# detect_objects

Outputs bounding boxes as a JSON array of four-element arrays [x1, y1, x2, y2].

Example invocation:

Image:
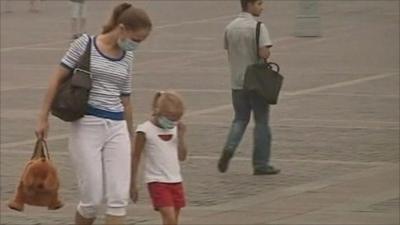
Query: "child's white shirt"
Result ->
[[136, 121, 182, 184]]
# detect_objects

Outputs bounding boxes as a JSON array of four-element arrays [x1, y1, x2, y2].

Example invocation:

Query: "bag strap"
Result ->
[[256, 22, 274, 66], [75, 34, 92, 73], [31, 139, 50, 160], [256, 21, 261, 58]]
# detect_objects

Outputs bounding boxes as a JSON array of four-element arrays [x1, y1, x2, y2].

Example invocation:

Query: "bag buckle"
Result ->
[[73, 68, 92, 78], [266, 62, 280, 72]]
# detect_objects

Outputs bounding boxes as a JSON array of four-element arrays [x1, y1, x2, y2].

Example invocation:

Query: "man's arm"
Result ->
[[258, 23, 273, 60], [258, 46, 271, 59]]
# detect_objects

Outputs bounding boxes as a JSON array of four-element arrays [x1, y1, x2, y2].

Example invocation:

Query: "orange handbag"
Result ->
[[8, 139, 63, 211]]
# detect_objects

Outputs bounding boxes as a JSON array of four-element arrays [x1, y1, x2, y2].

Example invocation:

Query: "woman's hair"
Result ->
[[102, 2, 152, 34], [240, 0, 259, 11], [152, 91, 185, 118]]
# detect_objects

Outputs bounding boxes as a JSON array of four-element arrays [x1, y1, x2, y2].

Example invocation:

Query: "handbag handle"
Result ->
[[256, 22, 280, 72], [266, 62, 280, 73], [31, 138, 50, 160], [75, 34, 91, 73]]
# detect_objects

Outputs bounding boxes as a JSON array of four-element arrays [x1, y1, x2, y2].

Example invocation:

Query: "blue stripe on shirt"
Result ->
[[86, 105, 124, 121]]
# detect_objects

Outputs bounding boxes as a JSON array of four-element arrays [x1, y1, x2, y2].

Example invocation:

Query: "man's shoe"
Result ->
[[218, 151, 233, 173], [253, 166, 280, 175]]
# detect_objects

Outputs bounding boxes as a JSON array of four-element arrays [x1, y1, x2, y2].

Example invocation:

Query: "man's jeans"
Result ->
[[223, 89, 272, 171]]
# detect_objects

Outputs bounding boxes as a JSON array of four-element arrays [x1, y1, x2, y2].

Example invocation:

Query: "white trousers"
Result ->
[[69, 116, 131, 218]]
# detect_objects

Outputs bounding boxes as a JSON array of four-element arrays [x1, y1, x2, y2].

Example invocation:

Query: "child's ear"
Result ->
[[152, 91, 163, 112]]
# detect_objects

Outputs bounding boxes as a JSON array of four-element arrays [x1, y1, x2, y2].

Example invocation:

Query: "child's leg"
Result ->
[[171, 183, 185, 224], [159, 207, 177, 225], [175, 208, 181, 224]]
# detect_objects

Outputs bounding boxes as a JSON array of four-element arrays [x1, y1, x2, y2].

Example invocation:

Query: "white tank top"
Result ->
[[136, 121, 182, 183]]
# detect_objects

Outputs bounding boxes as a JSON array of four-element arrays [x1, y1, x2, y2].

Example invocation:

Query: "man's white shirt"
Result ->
[[224, 12, 272, 90]]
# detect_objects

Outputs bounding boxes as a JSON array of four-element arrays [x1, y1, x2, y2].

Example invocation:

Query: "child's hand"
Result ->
[[130, 185, 139, 203], [177, 122, 186, 137]]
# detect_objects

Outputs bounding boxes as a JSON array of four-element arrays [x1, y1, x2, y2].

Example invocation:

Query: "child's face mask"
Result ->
[[158, 116, 178, 129]]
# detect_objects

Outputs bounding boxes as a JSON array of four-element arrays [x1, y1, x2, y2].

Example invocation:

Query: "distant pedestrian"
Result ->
[[29, 0, 40, 12], [218, 0, 280, 175], [70, 0, 87, 39], [35, 2, 152, 225], [131, 91, 188, 225], [2, 0, 13, 13]]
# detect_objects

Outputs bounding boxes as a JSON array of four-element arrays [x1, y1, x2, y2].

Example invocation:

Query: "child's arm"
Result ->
[[177, 122, 187, 161], [130, 132, 145, 203]]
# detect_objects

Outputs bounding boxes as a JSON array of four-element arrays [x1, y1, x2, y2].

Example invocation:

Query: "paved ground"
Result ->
[[0, 0, 399, 224]]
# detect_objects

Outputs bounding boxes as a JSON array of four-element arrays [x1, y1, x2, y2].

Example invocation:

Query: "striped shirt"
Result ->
[[60, 34, 133, 114]]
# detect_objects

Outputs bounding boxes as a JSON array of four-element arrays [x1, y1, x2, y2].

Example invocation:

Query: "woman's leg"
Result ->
[[69, 116, 107, 223], [104, 214, 125, 225], [75, 211, 95, 225], [103, 120, 131, 222]]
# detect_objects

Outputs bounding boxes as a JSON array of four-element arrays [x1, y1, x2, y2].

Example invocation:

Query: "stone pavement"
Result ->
[[1, 1, 399, 224]]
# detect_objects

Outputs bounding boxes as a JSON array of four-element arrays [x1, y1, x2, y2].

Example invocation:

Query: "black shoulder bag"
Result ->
[[243, 22, 284, 105], [51, 36, 92, 122]]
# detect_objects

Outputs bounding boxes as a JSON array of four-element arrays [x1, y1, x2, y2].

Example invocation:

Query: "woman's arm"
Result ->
[[130, 132, 145, 202], [35, 65, 71, 139], [121, 95, 134, 139]]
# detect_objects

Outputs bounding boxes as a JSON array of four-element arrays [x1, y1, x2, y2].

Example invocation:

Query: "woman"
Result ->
[[35, 3, 152, 225]]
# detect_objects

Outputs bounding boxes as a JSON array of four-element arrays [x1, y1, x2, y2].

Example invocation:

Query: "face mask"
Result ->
[[118, 38, 139, 51], [158, 116, 178, 129]]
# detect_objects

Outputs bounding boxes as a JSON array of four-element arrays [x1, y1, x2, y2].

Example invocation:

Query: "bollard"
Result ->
[[295, 0, 321, 37]]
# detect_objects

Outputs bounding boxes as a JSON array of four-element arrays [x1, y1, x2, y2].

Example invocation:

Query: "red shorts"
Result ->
[[147, 182, 186, 210]]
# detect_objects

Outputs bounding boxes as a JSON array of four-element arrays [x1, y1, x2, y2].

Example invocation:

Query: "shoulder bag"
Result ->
[[243, 22, 284, 105]]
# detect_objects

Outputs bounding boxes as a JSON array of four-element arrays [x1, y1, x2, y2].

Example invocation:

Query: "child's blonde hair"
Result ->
[[152, 91, 185, 118]]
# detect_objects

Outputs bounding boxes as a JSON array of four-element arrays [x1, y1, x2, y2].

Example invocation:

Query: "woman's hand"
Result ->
[[35, 118, 49, 139], [130, 185, 139, 203]]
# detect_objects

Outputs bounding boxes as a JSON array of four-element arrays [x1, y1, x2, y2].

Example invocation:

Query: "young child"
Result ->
[[131, 91, 187, 225]]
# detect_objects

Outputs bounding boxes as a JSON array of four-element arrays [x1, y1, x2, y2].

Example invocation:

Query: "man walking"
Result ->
[[218, 0, 280, 175]]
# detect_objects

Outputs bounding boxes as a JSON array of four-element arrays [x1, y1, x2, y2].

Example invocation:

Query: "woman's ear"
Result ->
[[118, 24, 126, 34]]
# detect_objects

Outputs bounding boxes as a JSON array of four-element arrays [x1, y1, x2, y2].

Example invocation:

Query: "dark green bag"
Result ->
[[244, 22, 284, 105], [51, 36, 92, 122]]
